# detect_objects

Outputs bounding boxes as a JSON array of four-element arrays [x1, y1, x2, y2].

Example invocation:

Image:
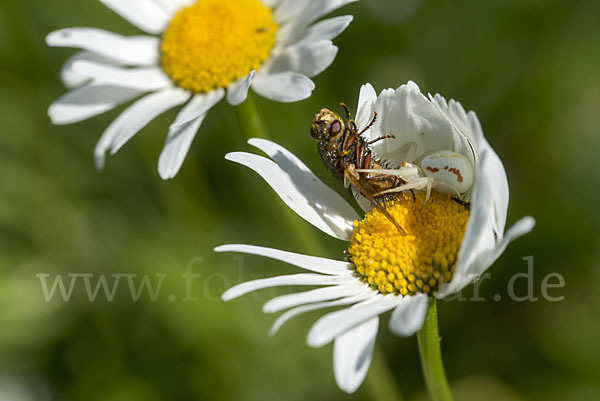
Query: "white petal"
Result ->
[[388, 294, 428, 337], [429, 94, 483, 159], [363, 82, 476, 169], [59, 51, 124, 88], [298, 0, 358, 27], [477, 216, 536, 276], [99, 0, 170, 34], [48, 83, 144, 125], [355, 83, 378, 130], [436, 216, 535, 299], [435, 149, 534, 298], [297, 15, 353, 44], [71, 60, 171, 91], [252, 71, 315, 102], [221, 273, 354, 301], [153, 0, 194, 15], [247, 138, 361, 231], [280, 0, 356, 29], [434, 149, 499, 297], [46, 28, 159, 66], [261, 0, 282, 8], [214, 244, 353, 275], [263, 283, 363, 313], [94, 88, 190, 169], [275, 1, 355, 48], [226, 140, 359, 240], [269, 289, 374, 335], [158, 89, 224, 179], [226, 70, 255, 106], [266, 40, 338, 78], [333, 317, 378, 393], [455, 150, 506, 276], [479, 140, 509, 233], [273, 0, 311, 23], [307, 294, 402, 347]]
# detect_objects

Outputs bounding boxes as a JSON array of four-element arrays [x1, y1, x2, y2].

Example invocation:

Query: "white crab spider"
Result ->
[[355, 143, 475, 204]]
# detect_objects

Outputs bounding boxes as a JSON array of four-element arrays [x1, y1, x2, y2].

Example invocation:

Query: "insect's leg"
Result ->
[[342, 130, 356, 151], [346, 173, 406, 235], [362, 151, 372, 170], [366, 134, 395, 146], [358, 111, 378, 136], [356, 141, 366, 172], [357, 150, 372, 180], [340, 103, 351, 121]]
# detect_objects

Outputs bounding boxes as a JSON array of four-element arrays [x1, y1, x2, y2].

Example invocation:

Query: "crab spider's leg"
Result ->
[[432, 180, 463, 198], [354, 167, 419, 178], [375, 177, 433, 197]]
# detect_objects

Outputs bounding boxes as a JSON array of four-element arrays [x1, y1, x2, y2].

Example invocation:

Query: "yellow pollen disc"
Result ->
[[160, 0, 277, 93], [347, 192, 470, 296]]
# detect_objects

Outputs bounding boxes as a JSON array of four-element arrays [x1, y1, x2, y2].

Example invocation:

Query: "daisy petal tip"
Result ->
[[221, 289, 236, 302], [94, 151, 106, 171], [157, 166, 174, 181], [224, 151, 247, 163], [261, 302, 276, 314], [45, 29, 72, 46], [503, 216, 536, 244], [336, 378, 361, 394], [268, 323, 281, 337], [213, 244, 234, 253], [306, 328, 329, 348], [247, 137, 274, 150], [47, 105, 67, 126], [45, 31, 57, 46], [521, 215, 536, 232], [226, 70, 256, 106], [388, 295, 428, 337], [360, 82, 375, 91]]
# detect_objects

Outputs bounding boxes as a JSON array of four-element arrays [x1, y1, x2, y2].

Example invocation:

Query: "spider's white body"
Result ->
[[355, 144, 474, 203]]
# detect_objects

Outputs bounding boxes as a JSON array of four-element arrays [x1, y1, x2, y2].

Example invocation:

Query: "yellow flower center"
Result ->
[[348, 192, 470, 296], [160, 0, 277, 93]]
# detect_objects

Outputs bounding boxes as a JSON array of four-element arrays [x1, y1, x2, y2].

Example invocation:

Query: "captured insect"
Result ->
[[309, 104, 475, 233], [309, 104, 406, 233]]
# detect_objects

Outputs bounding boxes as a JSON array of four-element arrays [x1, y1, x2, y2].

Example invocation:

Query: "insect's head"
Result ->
[[309, 108, 345, 142]]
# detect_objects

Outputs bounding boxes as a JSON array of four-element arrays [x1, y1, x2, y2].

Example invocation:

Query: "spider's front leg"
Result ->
[[375, 177, 434, 205]]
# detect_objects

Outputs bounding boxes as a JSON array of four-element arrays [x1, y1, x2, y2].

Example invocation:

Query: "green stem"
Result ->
[[233, 91, 268, 140], [417, 298, 454, 401]]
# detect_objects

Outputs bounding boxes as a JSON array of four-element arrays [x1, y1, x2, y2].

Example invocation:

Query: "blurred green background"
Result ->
[[1, 0, 599, 400]]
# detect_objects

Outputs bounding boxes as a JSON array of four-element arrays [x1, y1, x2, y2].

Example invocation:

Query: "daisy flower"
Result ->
[[216, 82, 535, 393], [46, 0, 355, 179]]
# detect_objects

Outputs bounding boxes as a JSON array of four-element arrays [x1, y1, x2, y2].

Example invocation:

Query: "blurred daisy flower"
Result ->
[[217, 82, 535, 393], [46, 0, 355, 179]]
